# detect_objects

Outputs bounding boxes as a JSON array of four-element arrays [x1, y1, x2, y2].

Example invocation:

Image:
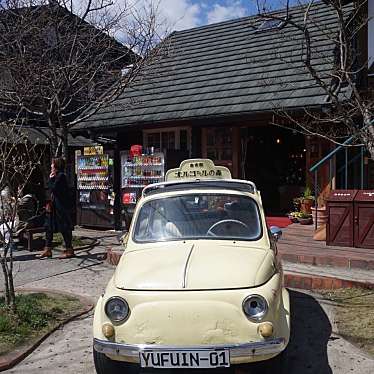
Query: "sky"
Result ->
[[0, 0, 303, 37], [151, 0, 302, 31]]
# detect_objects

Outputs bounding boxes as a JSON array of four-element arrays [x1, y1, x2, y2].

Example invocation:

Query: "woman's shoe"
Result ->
[[58, 249, 75, 259], [36, 247, 52, 259]]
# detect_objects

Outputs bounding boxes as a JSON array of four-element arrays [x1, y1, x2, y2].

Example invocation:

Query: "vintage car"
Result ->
[[93, 159, 290, 373]]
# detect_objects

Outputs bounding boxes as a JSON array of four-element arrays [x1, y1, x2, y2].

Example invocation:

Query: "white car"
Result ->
[[93, 159, 290, 373]]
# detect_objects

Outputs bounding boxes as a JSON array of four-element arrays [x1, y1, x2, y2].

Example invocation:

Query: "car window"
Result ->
[[133, 193, 262, 242]]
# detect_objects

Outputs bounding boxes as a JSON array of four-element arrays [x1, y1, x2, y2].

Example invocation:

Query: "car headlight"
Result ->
[[242, 295, 268, 321], [104, 297, 129, 322]]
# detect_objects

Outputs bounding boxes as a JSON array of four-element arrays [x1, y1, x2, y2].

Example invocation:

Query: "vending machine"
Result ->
[[120, 147, 165, 228], [76, 153, 115, 228]]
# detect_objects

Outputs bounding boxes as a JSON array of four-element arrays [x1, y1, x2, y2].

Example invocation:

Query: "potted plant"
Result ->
[[287, 211, 299, 223], [300, 186, 314, 214], [297, 212, 313, 225], [292, 197, 302, 212], [311, 193, 328, 228]]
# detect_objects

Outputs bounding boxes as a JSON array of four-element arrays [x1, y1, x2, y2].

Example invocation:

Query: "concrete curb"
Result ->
[[279, 252, 374, 271], [106, 248, 123, 266], [55, 237, 99, 253], [284, 272, 374, 290], [0, 288, 95, 372]]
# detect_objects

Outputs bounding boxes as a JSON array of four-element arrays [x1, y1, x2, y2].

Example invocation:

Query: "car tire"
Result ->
[[237, 349, 288, 374], [260, 348, 289, 374], [93, 349, 139, 374]]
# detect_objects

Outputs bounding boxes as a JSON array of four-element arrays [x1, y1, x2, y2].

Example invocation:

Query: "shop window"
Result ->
[[143, 128, 191, 152], [162, 131, 175, 150], [205, 127, 232, 164], [180, 130, 188, 151], [146, 132, 161, 150]]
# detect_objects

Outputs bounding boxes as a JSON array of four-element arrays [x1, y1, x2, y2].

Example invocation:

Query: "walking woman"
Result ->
[[37, 157, 74, 259]]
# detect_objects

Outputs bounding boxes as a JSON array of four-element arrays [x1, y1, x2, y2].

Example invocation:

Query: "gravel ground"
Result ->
[[1, 229, 373, 374]]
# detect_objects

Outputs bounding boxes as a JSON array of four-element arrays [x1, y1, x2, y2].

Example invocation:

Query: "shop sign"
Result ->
[[84, 146, 103, 155], [166, 159, 231, 181]]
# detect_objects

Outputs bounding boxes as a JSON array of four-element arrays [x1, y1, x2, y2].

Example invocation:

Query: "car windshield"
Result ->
[[133, 193, 262, 242]]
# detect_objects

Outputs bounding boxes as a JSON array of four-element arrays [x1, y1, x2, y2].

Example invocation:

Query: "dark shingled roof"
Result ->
[[74, 1, 353, 131], [0, 126, 92, 146]]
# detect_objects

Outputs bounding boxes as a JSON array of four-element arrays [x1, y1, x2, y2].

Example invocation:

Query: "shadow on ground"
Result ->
[[112, 290, 332, 374], [286, 289, 332, 374]]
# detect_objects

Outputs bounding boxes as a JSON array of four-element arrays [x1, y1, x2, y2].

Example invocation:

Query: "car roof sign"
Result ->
[[165, 159, 232, 182]]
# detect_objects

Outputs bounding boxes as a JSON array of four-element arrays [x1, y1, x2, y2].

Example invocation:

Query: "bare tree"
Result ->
[[0, 0, 168, 158], [0, 120, 44, 310], [254, 0, 374, 158]]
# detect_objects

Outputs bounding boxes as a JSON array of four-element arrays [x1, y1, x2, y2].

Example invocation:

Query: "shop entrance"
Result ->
[[242, 127, 306, 214]]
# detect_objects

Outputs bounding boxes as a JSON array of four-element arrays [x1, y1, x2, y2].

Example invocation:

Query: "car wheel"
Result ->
[[236, 350, 288, 374], [93, 349, 140, 374], [260, 349, 289, 374]]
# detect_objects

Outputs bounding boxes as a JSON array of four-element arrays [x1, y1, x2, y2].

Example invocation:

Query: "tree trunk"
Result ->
[[366, 126, 374, 160], [48, 116, 59, 157], [61, 123, 69, 161], [8, 240, 16, 311], [363, 115, 374, 160], [1, 256, 11, 305]]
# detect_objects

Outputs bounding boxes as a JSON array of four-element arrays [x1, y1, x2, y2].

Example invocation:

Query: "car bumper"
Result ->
[[93, 337, 286, 363]]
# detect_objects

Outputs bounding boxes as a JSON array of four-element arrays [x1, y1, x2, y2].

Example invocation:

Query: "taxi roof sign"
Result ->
[[165, 159, 232, 182]]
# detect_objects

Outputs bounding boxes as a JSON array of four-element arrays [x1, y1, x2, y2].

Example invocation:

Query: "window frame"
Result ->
[[143, 127, 191, 153], [132, 192, 264, 244]]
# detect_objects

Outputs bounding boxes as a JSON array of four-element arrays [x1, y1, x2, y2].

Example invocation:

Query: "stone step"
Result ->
[[278, 246, 374, 270], [283, 261, 374, 290], [278, 223, 374, 270]]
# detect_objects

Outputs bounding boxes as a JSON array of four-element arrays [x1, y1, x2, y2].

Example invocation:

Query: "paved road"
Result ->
[[1, 230, 373, 374]]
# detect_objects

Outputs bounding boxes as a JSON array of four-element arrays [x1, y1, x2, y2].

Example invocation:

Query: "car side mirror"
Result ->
[[270, 226, 282, 242]]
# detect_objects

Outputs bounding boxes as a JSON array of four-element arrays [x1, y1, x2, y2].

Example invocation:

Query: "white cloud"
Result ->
[[57, 0, 201, 33], [155, 0, 202, 31], [207, 1, 247, 24]]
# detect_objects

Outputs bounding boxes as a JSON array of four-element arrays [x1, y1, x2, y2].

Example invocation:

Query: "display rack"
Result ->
[[120, 150, 164, 227], [76, 153, 115, 228], [77, 155, 109, 190], [121, 151, 164, 190]]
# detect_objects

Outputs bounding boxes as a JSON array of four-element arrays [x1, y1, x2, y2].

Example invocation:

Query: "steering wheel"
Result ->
[[207, 219, 249, 236]]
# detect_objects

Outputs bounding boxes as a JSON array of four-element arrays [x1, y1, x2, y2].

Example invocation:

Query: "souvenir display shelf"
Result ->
[[76, 153, 115, 228], [120, 150, 164, 228], [77, 154, 109, 190], [121, 151, 165, 195]]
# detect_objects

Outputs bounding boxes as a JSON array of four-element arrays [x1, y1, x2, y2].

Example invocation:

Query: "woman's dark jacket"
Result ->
[[45, 172, 73, 233]]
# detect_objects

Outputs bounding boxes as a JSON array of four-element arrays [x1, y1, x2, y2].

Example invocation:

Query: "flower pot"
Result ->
[[311, 206, 328, 228], [300, 198, 314, 214], [288, 215, 298, 223], [298, 217, 313, 225]]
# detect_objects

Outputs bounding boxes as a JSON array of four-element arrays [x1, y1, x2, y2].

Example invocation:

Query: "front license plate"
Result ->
[[140, 350, 230, 368]]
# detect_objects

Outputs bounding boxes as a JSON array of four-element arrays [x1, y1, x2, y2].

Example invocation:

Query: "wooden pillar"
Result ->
[[113, 132, 121, 230], [192, 127, 202, 158], [232, 127, 240, 178]]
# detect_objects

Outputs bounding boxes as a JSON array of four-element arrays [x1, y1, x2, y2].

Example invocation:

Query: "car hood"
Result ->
[[114, 241, 273, 290]]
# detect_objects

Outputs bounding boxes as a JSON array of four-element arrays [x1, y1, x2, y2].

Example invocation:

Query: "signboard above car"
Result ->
[[165, 159, 231, 181]]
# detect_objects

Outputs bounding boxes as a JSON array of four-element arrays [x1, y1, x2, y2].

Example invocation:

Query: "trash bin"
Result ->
[[354, 190, 374, 249], [326, 190, 358, 247]]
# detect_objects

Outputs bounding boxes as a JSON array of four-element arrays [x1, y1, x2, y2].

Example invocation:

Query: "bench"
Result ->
[[18, 226, 45, 251]]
